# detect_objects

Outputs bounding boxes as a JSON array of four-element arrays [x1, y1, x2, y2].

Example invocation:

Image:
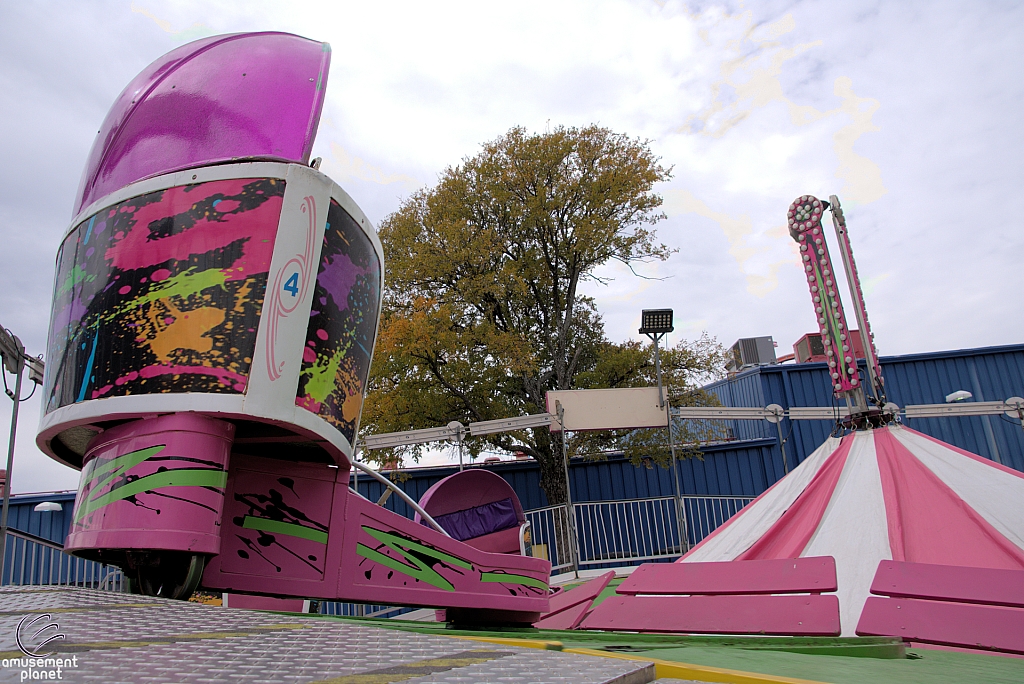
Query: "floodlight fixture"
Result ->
[[638, 309, 674, 336], [945, 390, 972, 403], [34, 502, 62, 512], [26, 356, 45, 386]]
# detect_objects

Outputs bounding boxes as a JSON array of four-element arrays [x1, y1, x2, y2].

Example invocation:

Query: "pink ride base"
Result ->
[[64, 416, 550, 620], [66, 414, 234, 556], [201, 454, 550, 619], [224, 593, 307, 612]]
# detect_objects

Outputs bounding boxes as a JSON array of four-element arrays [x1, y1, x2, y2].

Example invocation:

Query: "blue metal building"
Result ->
[[3, 491, 76, 545], [705, 343, 1024, 474]]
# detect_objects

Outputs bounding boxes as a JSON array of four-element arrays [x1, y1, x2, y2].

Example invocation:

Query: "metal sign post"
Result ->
[[555, 401, 580, 577]]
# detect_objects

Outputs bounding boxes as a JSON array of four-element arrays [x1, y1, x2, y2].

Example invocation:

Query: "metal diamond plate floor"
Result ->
[[0, 586, 655, 683]]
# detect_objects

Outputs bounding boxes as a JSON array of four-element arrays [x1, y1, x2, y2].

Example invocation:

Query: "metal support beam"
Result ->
[[903, 401, 1016, 419], [468, 413, 553, 436], [672, 401, 1021, 422], [360, 423, 465, 450], [0, 327, 26, 582], [671, 406, 780, 420]]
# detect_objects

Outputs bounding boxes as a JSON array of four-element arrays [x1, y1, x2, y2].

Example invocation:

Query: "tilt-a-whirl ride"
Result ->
[[36, 32, 548, 623]]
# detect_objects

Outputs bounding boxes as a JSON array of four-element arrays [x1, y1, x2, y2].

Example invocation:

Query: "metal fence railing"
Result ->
[[316, 601, 412, 618], [539, 494, 755, 575], [1, 529, 124, 590], [680, 495, 755, 548], [574, 496, 682, 566], [524, 504, 575, 574]]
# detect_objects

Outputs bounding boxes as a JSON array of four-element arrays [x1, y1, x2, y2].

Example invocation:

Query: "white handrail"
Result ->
[[350, 461, 451, 538]]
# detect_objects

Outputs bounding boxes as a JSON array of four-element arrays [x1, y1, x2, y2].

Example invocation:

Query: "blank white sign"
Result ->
[[546, 387, 667, 432]]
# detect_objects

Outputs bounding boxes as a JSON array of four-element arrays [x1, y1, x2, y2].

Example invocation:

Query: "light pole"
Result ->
[[638, 309, 686, 553], [0, 325, 44, 582]]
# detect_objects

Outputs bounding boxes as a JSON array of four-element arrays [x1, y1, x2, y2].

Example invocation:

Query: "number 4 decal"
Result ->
[[283, 272, 299, 297]]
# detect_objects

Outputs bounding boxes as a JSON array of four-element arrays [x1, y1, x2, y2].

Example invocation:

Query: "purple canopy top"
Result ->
[[73, 32, 331, 216]]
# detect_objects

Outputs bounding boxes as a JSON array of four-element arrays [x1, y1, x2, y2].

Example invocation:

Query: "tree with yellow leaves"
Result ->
[[362, 125, 724, 505]]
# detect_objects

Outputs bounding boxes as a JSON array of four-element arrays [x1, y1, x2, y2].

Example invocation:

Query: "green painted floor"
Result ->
[[580, 644, 1024, 684], [537, 576, 1024, 682], [320, 614, 1024, 684]]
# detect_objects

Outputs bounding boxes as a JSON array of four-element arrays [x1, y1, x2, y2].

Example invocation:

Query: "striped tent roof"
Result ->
[[680, 425, 1024, 635]]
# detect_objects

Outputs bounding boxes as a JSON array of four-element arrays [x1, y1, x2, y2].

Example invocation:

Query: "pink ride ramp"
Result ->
[[856, 561, 1024, 654], [533, 571, 615, 630], [200, 454, 551, 622], [581, 557, 840, 635]]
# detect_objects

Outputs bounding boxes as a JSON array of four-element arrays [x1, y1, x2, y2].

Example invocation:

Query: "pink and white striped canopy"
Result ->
[[680, 425, 1024, 635]]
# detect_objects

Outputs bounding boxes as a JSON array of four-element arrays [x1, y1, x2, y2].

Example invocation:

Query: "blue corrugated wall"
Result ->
[[353, 437, 782, 521], [706, 344, 1024, 472], [3, 491, 76, 544]]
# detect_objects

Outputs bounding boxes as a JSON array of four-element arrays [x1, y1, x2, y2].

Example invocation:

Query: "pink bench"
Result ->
[[580, 556, 840, 635], [856, 561, 1024, 654], [533, 571, 615, 630]]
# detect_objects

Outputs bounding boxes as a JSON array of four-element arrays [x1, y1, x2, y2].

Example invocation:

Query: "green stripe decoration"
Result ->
[[241, 515, 328, 544], [356, 542, 455, 591], [355, 527, 547, 594], [480, 571, 548, 590], [814, 263, 850, 381], [77, 445, 167, 520], [77, 467, 227, 522], [356, 526, 477, 592], [362, 527, 473, 570]]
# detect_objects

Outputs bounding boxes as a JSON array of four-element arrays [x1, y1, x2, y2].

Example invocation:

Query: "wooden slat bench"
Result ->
[[856, 560, 1024, 654], [580, 556, 840, 635]]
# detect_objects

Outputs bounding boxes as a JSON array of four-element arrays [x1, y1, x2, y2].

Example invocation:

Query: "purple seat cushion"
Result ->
[[431, 497, 519, 542]]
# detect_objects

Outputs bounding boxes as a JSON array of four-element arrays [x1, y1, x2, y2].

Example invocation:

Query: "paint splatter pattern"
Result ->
[[220, 470, 333, 580], [295, 199, 381, 443], [44, 178, 284, 412]]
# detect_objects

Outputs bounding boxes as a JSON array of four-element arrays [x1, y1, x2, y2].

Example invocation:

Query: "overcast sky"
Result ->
[[1, 1, 1022, 493]]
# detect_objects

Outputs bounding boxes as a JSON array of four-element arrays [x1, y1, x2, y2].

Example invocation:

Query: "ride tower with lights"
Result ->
[[788, 194, 891, 428]]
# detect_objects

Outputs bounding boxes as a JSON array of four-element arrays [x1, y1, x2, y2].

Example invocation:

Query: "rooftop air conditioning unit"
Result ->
[[793, 331, 865, 364], [727, 336, 777, 372]]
